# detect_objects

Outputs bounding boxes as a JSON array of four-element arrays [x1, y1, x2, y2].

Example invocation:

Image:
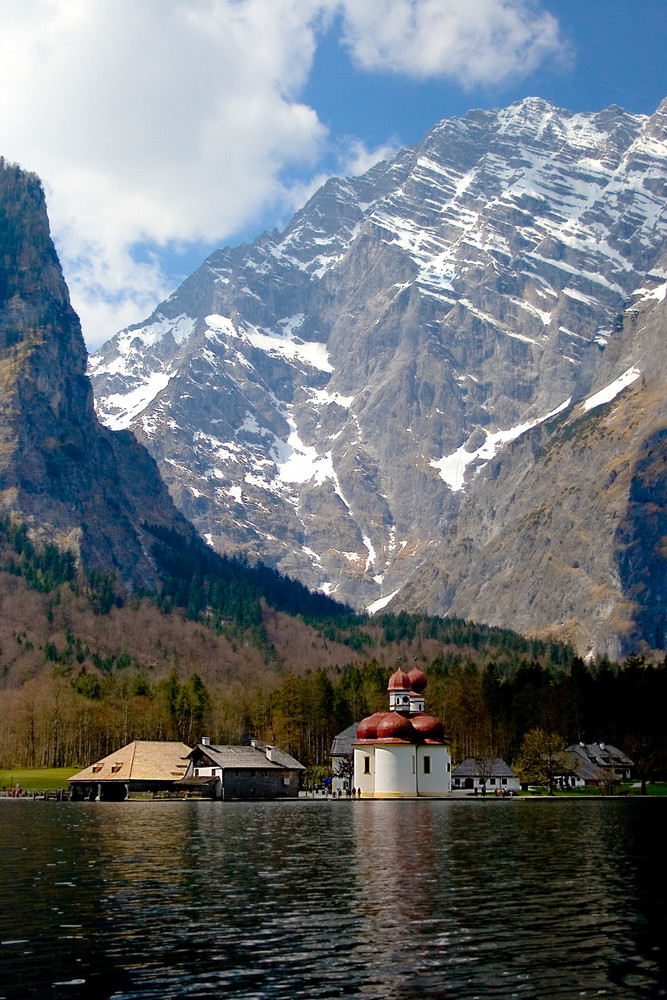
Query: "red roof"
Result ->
[[407, 667, 428, 693], [387, 668, 412, 691], [410, 714, 445, 740], [376, 712, 417, 741], [357, 712, 391, 740]]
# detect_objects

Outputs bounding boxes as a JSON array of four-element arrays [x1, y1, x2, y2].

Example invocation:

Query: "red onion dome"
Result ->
[[410, 714, 446, 740], [387, 668, 412, 691], [376, 712, 417, 741], [357, 713, 389, 740], [407, 667, 428, 693]]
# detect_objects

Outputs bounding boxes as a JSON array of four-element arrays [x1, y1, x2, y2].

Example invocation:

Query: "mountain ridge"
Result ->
[[89, 97, 667, 656]]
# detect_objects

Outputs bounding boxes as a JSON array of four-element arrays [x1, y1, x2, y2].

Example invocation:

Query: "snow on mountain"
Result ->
[[89, 96, 667, 652]]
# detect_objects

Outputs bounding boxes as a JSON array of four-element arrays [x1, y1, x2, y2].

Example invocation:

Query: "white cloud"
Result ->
[[0, 0, 329, 347], [0, 0, 565, 350], [339, 0, 565, 86]]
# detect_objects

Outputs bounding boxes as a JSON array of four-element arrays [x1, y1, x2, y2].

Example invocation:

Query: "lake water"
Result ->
[[1, 798, 666, 999]]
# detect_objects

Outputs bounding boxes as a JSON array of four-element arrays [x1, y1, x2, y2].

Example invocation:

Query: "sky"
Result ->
[[0, 0, 665, 351]]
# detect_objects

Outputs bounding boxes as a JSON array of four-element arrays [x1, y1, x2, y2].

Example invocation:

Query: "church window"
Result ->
[[423, 755, 431, 774], [363, 756, 371, 774]]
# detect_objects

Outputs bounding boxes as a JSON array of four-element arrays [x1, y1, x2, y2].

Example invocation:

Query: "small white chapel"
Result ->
[[353, 666, 451, 797]]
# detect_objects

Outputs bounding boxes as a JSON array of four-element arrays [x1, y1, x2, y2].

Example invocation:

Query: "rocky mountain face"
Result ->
[[89, 98, 667, 656], [0, 160, 197, 590]]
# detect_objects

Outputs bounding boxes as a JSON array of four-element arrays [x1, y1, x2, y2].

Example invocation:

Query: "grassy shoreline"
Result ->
[[0, 767, 78, 791]]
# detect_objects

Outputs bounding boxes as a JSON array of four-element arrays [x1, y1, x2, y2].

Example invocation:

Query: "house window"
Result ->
[[490, 778, 496, 785], [92, 765, 102, 773], [363, 756, 371, 774], [111, 764, 122, 774], [502, 778, 507, 785], [423, 755, 431, 775]]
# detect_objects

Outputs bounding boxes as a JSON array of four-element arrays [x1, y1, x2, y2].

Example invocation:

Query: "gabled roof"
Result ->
[[69, 741, 192, 783], [330, 723, 359, 757], [187, 743, 304, 771], [250, 740, 305, 771], [566, 742, 633, 768], [452, 757, 516, 778], [565, 743, 633, 780]]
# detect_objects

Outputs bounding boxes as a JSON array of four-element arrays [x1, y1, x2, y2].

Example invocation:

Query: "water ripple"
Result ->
[[1, 799, 666, 998]]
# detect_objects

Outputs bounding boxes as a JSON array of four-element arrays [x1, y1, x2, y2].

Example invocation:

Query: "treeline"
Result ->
[[0, 515, 353, 659], [1, 651, 665, 780], [0, 514, 573, 672], [0, 515, 664, 779], [146, 523, 353, 629]]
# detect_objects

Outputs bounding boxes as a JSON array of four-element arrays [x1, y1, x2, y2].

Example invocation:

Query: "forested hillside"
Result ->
[[0, 516, 664, 781]]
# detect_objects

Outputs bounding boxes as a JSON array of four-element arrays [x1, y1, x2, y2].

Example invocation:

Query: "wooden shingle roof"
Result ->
[[69, 741, 191, 783]]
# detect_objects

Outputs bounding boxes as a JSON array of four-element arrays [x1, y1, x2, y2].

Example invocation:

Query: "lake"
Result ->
[[1, 798, 666, 999]]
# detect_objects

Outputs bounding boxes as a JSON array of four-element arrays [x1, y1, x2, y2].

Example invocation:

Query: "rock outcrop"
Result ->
[[0, 160, 196, 589]]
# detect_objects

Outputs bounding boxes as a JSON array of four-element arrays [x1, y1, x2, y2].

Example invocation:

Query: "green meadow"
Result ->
[[0, 768, 78, 792]]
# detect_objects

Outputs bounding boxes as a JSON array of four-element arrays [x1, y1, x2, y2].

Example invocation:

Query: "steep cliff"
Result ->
[[0, 160, 196, 589]]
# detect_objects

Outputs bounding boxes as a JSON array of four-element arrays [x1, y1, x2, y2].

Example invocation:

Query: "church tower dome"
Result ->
[[388, 668, 412, 712], [407, 666, 427, 713], [407, 667, 427, 693]]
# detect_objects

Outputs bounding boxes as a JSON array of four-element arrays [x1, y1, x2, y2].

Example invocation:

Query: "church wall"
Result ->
[[375, 745, 417, 797], [354, 747, 376, 797], [416, 745, 451, 796]]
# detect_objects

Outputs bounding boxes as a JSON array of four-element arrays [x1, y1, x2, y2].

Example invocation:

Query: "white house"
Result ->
[[451, 757, 520, 793], [558, 742, 633, 788], [354, 666, 451, 798]]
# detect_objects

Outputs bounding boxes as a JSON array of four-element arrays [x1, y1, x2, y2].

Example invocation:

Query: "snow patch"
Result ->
[[206, 313, 332, 373], [582, 366, 641, 411], [431, 396, 571, 491], [367, 590, 399, 615], [101, 370, 175, 430]]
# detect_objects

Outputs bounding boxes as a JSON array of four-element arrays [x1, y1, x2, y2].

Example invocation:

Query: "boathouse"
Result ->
[[68, 740, 191, 800]]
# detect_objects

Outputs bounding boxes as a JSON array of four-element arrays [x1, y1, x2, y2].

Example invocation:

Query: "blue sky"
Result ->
[[0, 0, 665, 350]]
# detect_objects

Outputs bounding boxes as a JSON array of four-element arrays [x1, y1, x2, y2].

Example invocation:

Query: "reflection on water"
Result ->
[[0, 799, 666, 999]]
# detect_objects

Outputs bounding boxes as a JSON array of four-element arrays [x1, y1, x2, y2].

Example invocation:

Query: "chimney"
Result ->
[[201, 736, 211, 746], [265, 745, 276, 762]]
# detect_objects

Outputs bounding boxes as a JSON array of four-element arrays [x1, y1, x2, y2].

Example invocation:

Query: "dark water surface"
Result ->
[[1, 798, 666, 999]]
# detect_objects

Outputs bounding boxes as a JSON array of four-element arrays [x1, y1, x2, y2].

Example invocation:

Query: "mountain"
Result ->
[[0, 157, 353, 641], [89, 98, 667, 657], [0, 158, 204, 590]]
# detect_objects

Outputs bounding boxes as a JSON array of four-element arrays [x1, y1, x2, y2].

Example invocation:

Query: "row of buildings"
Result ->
[[69, 665, 633, 800], [69, 738, 305, 801]]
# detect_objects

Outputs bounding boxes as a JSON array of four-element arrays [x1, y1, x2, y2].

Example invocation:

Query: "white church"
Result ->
[[353, 666, 451, 797]]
